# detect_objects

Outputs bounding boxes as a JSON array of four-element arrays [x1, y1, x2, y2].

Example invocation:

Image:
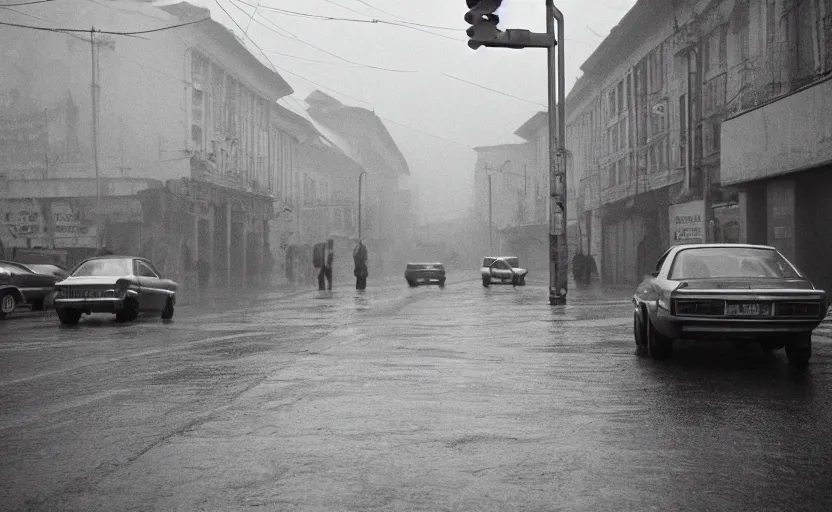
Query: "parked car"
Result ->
[[405, 262, 446, 287], [481, 257, 528, 287], [0, 261, 59, 319], [53, 256, 178, 325], [15, 263, 70, 280], [633, 244, 827, 368]]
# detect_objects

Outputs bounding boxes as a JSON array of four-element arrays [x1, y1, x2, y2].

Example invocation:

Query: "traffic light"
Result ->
[[465, 0, 503, 50]]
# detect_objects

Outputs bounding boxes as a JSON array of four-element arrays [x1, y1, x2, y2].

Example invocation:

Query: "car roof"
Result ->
[[671, 243, 776, 251], [407, 262, 443, 265]]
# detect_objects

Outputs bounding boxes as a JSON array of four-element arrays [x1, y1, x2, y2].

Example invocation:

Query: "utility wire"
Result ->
[[320, 0, 457, 30], [349, 0, 405, 21], [443, 73, 546, 108], [230, 0, 419, 72], [0, 17, 208, 35], [0, 0, 53, 6], [271, 61, 474, 150], [247, 2, 463, 40]]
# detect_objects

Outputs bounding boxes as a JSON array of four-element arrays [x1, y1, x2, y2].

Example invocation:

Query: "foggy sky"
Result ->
[[181, 0, 638, 222]]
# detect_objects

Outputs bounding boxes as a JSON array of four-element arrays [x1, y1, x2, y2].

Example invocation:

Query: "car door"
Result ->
[[492, 260, 511, 281], [135, 260, 165, 310]]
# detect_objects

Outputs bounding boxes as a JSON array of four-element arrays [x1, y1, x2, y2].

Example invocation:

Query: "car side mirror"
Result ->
[[650, 270, 660, 278]]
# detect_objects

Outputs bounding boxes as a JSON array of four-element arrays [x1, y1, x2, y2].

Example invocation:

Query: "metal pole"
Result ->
[[358, 171, 366, 241], [547, 1, 567, 305], [488, 173, 493, 253], [90, 28, 102, 248]]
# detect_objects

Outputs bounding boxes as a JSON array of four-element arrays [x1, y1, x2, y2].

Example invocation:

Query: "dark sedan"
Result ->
[[405, 262, 446, 287], [0, 260, 59, 319], [53, 256, 178, 324], [633, 244, 827, 369]]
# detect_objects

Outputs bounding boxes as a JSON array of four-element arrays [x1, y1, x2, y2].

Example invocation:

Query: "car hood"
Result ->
[[675, 278, 816, 291], [56, 276, 128, 287]]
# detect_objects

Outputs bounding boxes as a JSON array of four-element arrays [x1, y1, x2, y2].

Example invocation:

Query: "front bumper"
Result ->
[[53, 297, 125, 313], [653, 309, 823, 340]]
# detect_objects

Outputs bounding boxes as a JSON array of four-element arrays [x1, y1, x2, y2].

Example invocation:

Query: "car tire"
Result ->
[[646, 315, 673, 359], [518, 276, 526, 286], [482, 276, 490, 288], [56, 307, 82, 325], [161, 297, 174, 320], [785, 334, 812, 369], [115, 298, 139, 323], [0, 291, 17, 320], [438, 279, 446, 288], [407, 280, 417, 288], [633, 309, 647, 356]]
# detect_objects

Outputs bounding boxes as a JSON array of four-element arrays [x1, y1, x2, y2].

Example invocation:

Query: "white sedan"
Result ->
[[481, 257, 528, 287]]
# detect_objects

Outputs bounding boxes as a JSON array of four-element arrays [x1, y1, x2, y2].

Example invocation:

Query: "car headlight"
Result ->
[[114, 280, 129, 296]]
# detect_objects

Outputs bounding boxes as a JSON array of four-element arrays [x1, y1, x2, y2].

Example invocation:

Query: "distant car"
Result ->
[[405, 262, 446, 287], [633, 244, 827, 369], [0, 260, 59, 319], [481, 257, 528, 287], [53, 256, 178, 325]]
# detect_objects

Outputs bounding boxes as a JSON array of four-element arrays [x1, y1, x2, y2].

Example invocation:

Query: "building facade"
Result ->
[[0, 0, 305, 288], [565, 0, 828, 285], [303, 91, 413, 277]]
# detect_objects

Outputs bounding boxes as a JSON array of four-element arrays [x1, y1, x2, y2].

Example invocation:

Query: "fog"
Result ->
[[186, 0, 638, 223]]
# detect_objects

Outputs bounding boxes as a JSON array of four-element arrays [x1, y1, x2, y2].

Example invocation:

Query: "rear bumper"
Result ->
[[405, 272, 445, 282], [54, 297, 125, 313], [653, 309, 822, 340]]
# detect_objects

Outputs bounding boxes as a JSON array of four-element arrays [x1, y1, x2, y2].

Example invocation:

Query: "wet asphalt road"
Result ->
[[1, 273, 832, 511]]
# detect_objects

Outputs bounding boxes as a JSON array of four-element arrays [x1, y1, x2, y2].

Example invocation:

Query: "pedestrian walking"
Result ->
[[353, 242, 368, 290]]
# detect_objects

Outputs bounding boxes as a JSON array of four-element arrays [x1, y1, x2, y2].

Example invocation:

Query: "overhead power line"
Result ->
[[0, 0, 53, 6], [229, 0, 419, 72], [0, 17, 208, 35], [442, 73, 547, 108]]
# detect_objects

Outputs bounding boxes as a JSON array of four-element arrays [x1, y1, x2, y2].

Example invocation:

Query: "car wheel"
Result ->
[[56, 307, 82, 325], [407, 280, 417, 288], [785, 333, 812, 369], [646, 315, 673, 359], [633, 309, 647, 355], [482, 276, 490, 288], [115, 298, 139, 323], [0, 291, 17, 320], [438, 279, 446, 288], [161, 297, 174, 320], [518, 276, 526, 286]]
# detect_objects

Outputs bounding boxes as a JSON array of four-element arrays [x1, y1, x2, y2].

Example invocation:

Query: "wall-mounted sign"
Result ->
[[669, 200, 705, 244]]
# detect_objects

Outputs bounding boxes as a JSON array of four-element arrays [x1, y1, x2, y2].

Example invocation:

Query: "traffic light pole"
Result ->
[[547, 1, 567, 306], [465, 0, 566, 304]]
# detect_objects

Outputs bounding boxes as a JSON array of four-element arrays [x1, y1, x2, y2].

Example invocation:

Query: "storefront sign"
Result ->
[[0, 199, 45, 238], [51, 201, 97, 248], [669, 200, 705, 244]]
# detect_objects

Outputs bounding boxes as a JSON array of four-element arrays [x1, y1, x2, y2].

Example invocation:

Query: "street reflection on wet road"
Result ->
[[1, 274, 830, 511]]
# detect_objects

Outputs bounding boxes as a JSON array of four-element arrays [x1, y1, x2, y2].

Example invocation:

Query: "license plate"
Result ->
[[67, 289, 103, 299], [726, 303, 770, 316]]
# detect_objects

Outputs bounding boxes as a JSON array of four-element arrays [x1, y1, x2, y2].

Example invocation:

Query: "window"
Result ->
[[137, 261, 159, 278], [648, 46, 664, 92], [191, 53, 209, 151], [704, 27, 727, 74], [617, 82, 624, 114], [607, 89, 616, 120], [608, 162, 617, 188], [618, 157, 628, 184]]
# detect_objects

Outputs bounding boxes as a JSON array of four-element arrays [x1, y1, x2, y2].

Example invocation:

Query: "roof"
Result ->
[[277, 97, 356, 157], [670, 244, 777, 251], [305, 91, 410, 176], [473, 143, 528, 152], [514, 112, 548, 141], [159, 2, 292, 100]]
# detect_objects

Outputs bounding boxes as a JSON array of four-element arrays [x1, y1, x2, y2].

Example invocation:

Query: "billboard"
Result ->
[[669, 200, 705, 244]]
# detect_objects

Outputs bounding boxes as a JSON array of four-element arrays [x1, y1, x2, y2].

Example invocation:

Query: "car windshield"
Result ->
[[72, 258, 133, 277], [669, 247, 801, 280], [505, 258, 519, 268]]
